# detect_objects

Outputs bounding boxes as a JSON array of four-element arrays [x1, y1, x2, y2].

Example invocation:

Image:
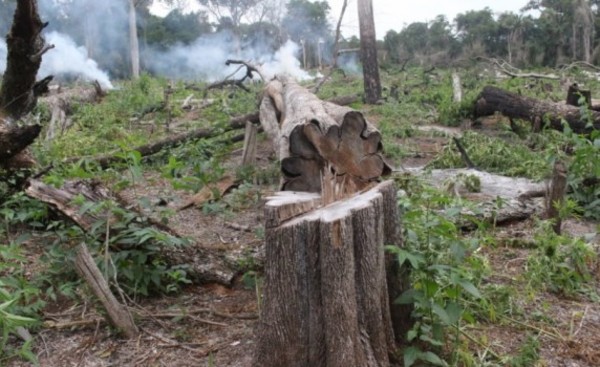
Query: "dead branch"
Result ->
[[559, 60, 600, 73], [74, 242, 138, 338], [312, 0, 348, 94], [225, 59, 265, 82], [453, 137, 476, 169], [25, 179, 239, 285], [476, 56, 560, 80]]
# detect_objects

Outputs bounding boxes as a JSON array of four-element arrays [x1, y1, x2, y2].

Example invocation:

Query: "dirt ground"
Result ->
[[5, 114, 600, 367]]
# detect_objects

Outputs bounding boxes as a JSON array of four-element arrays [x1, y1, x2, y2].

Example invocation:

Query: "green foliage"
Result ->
[[39, 75, 167, 163], [47, 199, 192, 298], [429, 131, 551, 180], [506, 335, 540, 367], [525, 221, 598, 298], [391, 183, 488, 366], [561, 124, 600, 219], [0, 229, 43, 365]]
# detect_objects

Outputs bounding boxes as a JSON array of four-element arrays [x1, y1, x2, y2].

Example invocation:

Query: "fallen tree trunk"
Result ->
[[25, 179, 238, 285], [260, 76, 390, 193], [254, 181, 406, 366], [474, 86, 600, 134]]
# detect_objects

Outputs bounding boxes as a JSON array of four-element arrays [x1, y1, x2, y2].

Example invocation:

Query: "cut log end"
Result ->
[[260, 77, 391, 195]]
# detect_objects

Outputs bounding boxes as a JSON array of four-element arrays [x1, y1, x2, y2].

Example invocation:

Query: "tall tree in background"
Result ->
[[573, 0, 594, 61], [357, 0, 381, 104], [129, 0, 141, 78]]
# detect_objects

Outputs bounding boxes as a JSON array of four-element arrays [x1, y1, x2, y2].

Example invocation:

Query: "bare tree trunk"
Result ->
[[357, 0, 381, 104], [572, 23, 578, 60], [128, 0, 140, 79], [0, 0, 50, 120], [0, 0, 53, 168]]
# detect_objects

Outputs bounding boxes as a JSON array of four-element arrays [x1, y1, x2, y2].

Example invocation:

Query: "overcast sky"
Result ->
[[330, 0, 530, 38]]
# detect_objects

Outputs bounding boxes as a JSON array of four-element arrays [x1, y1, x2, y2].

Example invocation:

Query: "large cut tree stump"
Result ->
[[474, 86, 600, 134], [260, 76, 390, 193], [253, 181, 406, 367]]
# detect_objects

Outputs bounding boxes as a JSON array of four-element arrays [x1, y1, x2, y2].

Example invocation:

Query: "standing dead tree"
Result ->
[[357, 0, 382, 103], [0, 0, 53, 168], [260, 76, 391, 193]]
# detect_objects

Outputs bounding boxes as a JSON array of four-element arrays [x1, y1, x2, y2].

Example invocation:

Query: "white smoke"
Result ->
[[0, 32, 114, 89], [261, 41, 312, 81], [41, 32, 114, 89], [145, 32, 314, 82], [0, 40, 6, 73]]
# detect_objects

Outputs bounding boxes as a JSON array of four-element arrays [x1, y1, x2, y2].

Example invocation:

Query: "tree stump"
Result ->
[[566, 83, 591, 108], [253, 180, 404, 367]]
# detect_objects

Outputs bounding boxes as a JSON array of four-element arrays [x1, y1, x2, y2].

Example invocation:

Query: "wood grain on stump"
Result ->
[[253, 181, 406, 367]]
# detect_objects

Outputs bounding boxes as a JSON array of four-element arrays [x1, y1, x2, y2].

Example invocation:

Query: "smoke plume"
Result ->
[[145, 35, 312, 82], [0, 0, 318, 86]]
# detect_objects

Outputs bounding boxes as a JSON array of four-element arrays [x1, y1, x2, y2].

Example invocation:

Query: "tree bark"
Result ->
[[357, 0, 382, 104], [74, 242, 138, 338], [474, 86, 600, 134], [128, 0, 140, 79], [0, 0, 53, 169], [566, 83, 591, 108], [0, 0, 51, 120], [0, 124, 42, 165], [253, 180, 405, 367], [260, 76, 390, 193]]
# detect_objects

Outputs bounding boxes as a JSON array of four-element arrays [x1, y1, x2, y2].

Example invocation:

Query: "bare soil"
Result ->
[[5, 110, 600, 367]]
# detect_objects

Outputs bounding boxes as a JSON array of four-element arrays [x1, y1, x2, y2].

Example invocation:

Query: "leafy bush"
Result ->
[[390, 182, 488, 366]]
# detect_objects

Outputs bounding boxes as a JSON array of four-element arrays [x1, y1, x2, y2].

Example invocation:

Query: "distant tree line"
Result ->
[[2, 0, 600, 78], [383, 0, 600, 68]]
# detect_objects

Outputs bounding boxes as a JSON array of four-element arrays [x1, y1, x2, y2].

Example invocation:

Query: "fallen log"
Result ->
[[254, 181, 407, 366], [260, 76, 390, 193], [407, 167, 548, 228], [474, 86, 600, 134], [25, 179, 238, 285]]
